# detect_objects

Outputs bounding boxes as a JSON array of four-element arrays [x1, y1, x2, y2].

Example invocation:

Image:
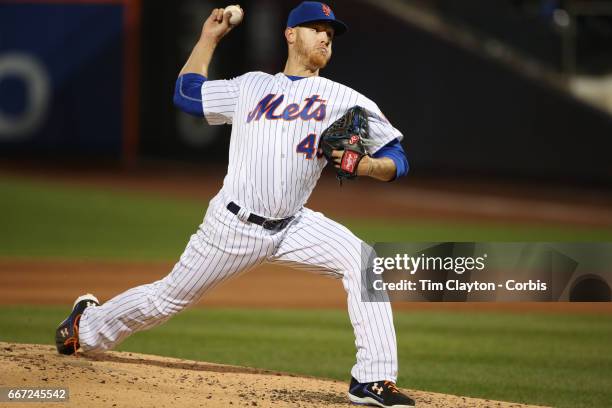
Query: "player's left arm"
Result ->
[[330, 141, 407, 181], [331, 99, 409, 182], [363, 138, 409, 181], [359, 155, 397, 181]]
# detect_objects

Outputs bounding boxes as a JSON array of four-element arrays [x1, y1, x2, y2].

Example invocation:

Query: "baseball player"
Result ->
[[55, 2, 413, 407]]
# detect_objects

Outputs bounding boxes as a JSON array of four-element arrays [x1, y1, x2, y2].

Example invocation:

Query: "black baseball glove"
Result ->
[[319, 106, 370, 182]]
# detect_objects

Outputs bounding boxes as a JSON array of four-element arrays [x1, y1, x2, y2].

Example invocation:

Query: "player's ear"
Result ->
[[285, 27, 296, 45]]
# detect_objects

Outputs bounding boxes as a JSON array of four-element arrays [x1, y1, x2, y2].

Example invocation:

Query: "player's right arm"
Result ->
[[174, 6, 244, 123], [179, 7, 240, 77]]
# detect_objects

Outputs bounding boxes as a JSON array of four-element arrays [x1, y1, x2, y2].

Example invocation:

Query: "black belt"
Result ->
[[226, 202, 294, 231]]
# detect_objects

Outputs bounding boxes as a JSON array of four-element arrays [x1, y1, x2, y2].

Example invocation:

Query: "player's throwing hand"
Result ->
[[201, 5, 244, 43]]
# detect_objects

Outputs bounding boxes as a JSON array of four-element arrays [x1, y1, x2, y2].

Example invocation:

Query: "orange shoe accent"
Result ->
[[62, 314, 82, 356], [384, 381, 400, 393]]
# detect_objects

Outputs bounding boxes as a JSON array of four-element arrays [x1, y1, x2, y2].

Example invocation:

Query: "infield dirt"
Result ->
[[2, 259, 611, 314], [1, 342, 549, 408]]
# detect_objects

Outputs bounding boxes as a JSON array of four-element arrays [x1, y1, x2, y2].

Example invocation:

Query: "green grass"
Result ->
[[0, 177, 204, 260], [1, 306, 611, 408], [2, 176, 612, 261]]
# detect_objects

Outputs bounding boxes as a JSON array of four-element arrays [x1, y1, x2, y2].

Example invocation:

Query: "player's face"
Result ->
[[295, 22, 334, 70]]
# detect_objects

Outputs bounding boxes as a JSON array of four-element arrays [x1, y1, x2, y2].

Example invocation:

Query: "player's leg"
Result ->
[[268, 208, 398, 384], [76, 196, 274, 353]]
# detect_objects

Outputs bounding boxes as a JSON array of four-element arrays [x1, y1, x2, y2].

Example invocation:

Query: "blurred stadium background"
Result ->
[[1, 1, 612, 407], [3, 0, 612, 179]]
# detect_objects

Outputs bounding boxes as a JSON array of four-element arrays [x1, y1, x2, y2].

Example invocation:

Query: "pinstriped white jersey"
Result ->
[[202, 71, 403, 218]]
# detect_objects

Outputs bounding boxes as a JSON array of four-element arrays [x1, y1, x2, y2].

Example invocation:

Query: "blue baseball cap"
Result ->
[[287, 2, 348, 36]]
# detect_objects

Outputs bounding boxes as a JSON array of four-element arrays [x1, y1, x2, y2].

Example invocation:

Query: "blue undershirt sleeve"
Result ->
[[371, 138, 409, 181], [173, 73, 207, 117]]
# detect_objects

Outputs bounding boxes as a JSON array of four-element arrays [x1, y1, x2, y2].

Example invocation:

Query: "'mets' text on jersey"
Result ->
[[201, 71, 403, 219], [246, 94, 326, 123]]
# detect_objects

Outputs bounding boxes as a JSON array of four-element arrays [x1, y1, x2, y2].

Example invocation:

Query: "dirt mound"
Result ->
[[0, 342, 547, 407]]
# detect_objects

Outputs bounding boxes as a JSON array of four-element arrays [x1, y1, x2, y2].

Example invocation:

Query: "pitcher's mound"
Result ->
[[1, 342, 546, 407]]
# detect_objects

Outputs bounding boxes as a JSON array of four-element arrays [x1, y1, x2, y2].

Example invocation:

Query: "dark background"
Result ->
[[2, 0, 612, 185]]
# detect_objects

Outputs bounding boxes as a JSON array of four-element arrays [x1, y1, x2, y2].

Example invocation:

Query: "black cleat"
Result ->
[[348, 376, 416, 407], [55, 294, 99, 355]]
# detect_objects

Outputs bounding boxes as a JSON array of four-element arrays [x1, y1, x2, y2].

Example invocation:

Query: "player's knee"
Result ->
[[345, 243, 377, 278], [149, 297, 186, 318], [147, 283, 194, 318]]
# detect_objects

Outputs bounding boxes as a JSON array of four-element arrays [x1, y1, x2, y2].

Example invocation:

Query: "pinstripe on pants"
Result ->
[[79, 190, 398, 383]]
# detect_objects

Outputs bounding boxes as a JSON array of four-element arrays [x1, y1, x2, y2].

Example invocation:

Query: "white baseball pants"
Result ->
[[78, 191, 398, 383]]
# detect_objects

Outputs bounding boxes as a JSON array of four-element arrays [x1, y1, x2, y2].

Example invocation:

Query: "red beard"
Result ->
[[309, 49, 330, 69], [296, 36, 330, 70]]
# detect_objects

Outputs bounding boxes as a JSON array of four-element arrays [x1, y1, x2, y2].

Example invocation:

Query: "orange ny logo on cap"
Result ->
[[322, 4, 331, 16]]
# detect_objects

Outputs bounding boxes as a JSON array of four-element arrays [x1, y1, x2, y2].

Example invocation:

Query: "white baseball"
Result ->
[[224, 5, 243, 25]]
